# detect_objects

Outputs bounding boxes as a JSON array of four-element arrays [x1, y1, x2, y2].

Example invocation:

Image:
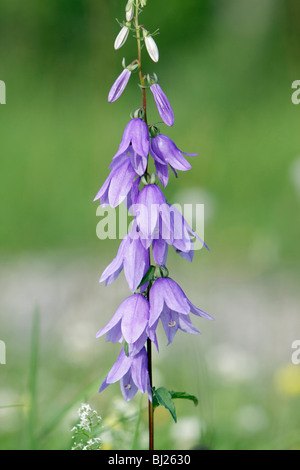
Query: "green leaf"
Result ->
[[169, 391, 199, 407], [124, 341, 129, 356], [138, 265, 156, 288], [152, 387, 177, 423]]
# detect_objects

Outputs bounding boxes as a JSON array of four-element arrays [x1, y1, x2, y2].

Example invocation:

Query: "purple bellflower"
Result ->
[[93, 157, 136, 208], [150, 83, 174, 127], [148, 278, 214, 345], [100, 222, 149, 292], [108, 68, 132, 103], [133, 186, 208, 254], [150, 134, 197, 187], [113, 118, 150, 167], [134, 184, 166, 245], [95, 0, 213, 424], [99, 346, 152, 402], [96, 293, 149, 356]]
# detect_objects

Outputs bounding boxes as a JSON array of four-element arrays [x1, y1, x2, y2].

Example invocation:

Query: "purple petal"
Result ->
[[108, 158, 136, 208], [123, 237, 150, 292], [126, 177, 141, 214], [159, 278, 190, 315], [93, 172, 111, 205], [127, 329, 148, 356], [109, 150, 130, 170], [175, 247, 194, 263], [106, 321, 123, 343], [160, 306, 179, 345], [106, 348, 132, 384], [178, 314, 201, 335], [120, 294, 149, 344], [154, 159, 169, 188], [99, 236, 128, 285], [131, 118, 150, 158], [151, 135, 191, 171], [99, 375, 109, 393], [131, 347, 149, 394], [96, 303, 124, 339], [130, 147, 148, 176], [152, 238, 168, 266], [120, 370, 138, 401], [134, 185, 165, 239], [149, 280, 166, 327], [188, 300, 214, 320]]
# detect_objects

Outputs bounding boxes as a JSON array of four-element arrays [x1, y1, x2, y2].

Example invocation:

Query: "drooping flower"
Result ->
[[148, 278, 214, 344], [150, 83, 174, 127], [111, 118, 150, 175], [108, 68, 131, 103], [114, 25, 130, 50], [133, 184, 166, 245], [133, 187, 208, 254], [93, 157, 136, 208], [96, 294, 149, 356], [143, 30, 159, 63], [150, 133, 197, 187], [99, 347, 152, 402], [99, 222, 149, 292]]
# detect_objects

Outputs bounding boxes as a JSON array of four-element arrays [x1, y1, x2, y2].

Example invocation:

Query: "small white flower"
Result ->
[[114, 25, 130, 50], [143, 31, 159, 63]]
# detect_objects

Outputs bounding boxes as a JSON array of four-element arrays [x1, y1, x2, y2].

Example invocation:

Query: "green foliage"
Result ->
[[152, 387, 198, 423]]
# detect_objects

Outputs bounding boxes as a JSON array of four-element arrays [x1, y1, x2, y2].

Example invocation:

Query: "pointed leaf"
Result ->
[[152, 387, 177, 423], [169, 391, 199, 407]]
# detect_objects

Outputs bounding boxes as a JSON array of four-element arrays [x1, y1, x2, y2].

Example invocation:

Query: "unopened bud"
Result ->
[[149, 125, 160, 138], [125, 0, 134, 21], [140, 0, 147, 7], [133, 107, 145, 120], [143, 30, 159, 63], [114, 25, 130, 50]]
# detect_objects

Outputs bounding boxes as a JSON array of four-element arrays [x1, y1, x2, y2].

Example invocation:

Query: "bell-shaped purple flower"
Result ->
[[148, 278, 214, 345], [161, 203, 209, 256], [151, 134, 197, 187], [112, 118, 150, 175], [99, 346, 152, 402], [93, 157, 137, 208], [150, 83, 174, 127], [96, 294, 149, 356], [133, 184, 166, 246], [108, 68, 131, 103], [100, 223, 149, 292]]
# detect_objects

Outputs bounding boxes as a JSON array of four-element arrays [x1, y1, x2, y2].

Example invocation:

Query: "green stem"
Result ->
[[131, 394, 144, 450]]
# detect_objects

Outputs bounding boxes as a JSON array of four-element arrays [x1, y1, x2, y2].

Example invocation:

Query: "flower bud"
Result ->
[[143, 30, 159, 63], [125, 0, 134, 21], [114, 25, 130, 50], [108, 68, 131, 103]]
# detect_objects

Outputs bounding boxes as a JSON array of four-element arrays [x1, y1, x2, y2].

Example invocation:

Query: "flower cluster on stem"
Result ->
[[94, 0, 213, 449]]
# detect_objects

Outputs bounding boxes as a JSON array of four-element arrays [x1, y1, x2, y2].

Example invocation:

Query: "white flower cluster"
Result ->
[[71, 403, 102, 451]]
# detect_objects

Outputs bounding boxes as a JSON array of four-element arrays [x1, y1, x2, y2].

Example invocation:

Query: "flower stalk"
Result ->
[[94, 0, 213, 452]]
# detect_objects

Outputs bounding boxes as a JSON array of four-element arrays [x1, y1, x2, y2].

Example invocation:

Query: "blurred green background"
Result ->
[[1, 0, 300, 450]]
